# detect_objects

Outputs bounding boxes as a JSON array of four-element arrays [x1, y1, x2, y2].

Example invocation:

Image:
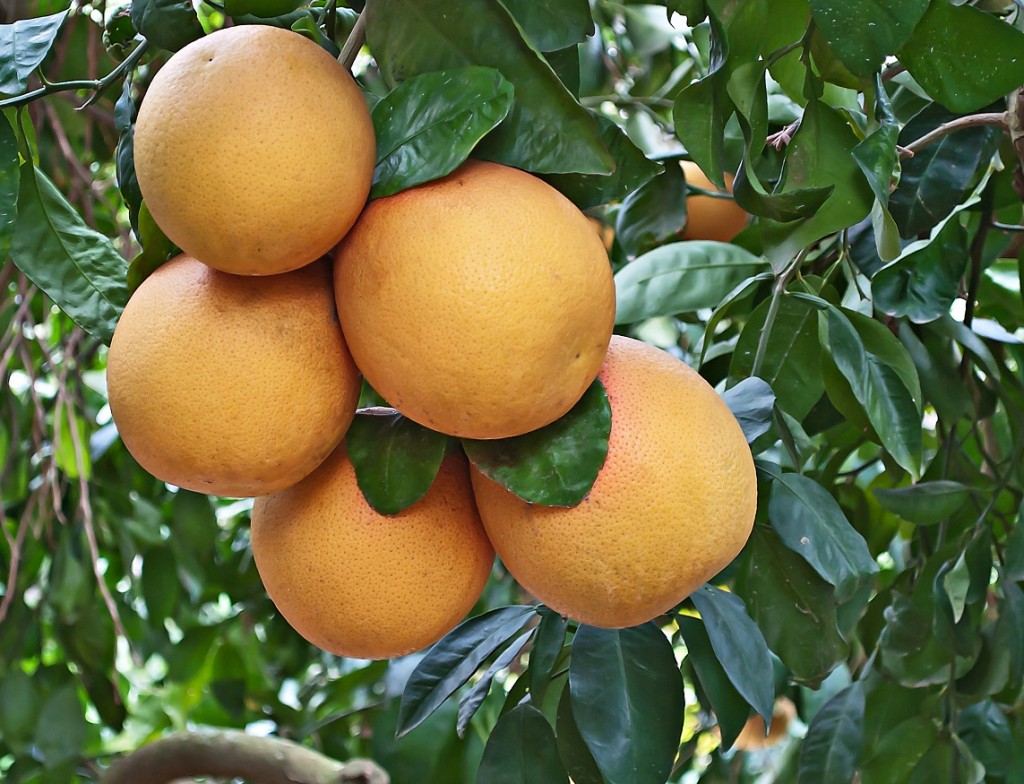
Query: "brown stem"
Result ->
[[1009, 87, 1024, 172], [100, 729, 389, 784], [339, 11, 367, 71], [900, 112, 1008, 158]]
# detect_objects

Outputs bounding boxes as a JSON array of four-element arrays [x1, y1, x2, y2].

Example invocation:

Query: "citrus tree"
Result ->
[[2, 1, 1024, 783]]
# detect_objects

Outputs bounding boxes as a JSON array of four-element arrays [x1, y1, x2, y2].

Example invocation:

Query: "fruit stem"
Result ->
[[338, 10, 367, 71]]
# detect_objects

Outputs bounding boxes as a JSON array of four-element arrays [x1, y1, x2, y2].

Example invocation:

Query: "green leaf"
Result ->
[[476, 703, 568, 784], [941, 551, 971, 624], [127, 202, 177, 292], [53, 404, 90, 480], [613, 162, 687, 257], [544, 115, 661, 209], [1001, 582, 1024, 686], [0, 670, 38, 749], [1005, 503, 1024, 581], [398, 605, 536, 736], [823, 305, 922, 477], [555, 684, 605, 784], [142, 548, 181, 624], [861, 716, 938, 784], [365, 0, 613, 174], [958, 701, 1013, 780], [502, 0, 593, 52], [210, 642, 246, 718], [760, 101, 874, 268], [370, 67, 514, 199], [878, 592, 959, 687], [690, 585, 774, 722], [570, 624, 685, 784], [677, 614, 751, 750], [797, 682, 865, 784], [614, 241, 767, 324], [34, 682, 90, 768], [346, 413, 448, 515], [457, 630, 532, 738], [809, 0, 927, 77], [888, 103, 1001, 239], [528, 608, 568, 706], [0, 112, 18, 259], [908, 734, 985, 784], [736, 527, 849, 686], [873, 481, 973, 526], [130, 0, 204, 52], [462, 379, 610, 508], [769, 474, 878, 595], [0, 11, 68, 94], [897, 0, 1024, 113], [674, 77, 730, 191], [722, 377, 775, 444], [731, 295, 824, 420], [115, 77, 142, 234], [10, 163, 129, 344]]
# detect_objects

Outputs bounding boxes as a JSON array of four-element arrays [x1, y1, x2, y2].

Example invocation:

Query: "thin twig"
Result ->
[[338, 12, 367, 71], [900, 112, 1008, 158]]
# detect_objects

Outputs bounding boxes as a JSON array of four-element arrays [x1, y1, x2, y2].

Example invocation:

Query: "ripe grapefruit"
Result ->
[[106, 255, 360, 497], [470, 335, 757, 629], [333, 160, 615, 440], [250, 446, 495, 659], [681, 160, 749, 243], [133, 25, 375, 275]]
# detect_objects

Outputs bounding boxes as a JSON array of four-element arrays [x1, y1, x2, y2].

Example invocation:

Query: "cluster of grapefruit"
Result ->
[[106, 25, 757, 660]]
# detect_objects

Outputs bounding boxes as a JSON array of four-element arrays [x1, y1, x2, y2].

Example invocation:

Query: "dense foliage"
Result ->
[[2, 0, 1024, 782]]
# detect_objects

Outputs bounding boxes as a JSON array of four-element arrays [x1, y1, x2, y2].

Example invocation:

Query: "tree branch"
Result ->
[[1009, 87, 1024, 173], [339, 11, 367, 71], [900, 112, 1008, 158], [100, 729, 389, 784]]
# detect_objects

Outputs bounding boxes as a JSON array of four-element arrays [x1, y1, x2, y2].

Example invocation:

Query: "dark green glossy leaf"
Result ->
[[731, 295, 824, 420], [142, 548, 180, 624], [690, 585, 774, 722], [127, 202, 177, 293], [556, 684, 605, 784], [614, 162, 687, 257], [545, 115, 661, 209], [502, 0, 593, 52], [10, 163, 129, 344], [1002, 582, 1024, 686], [115, 76, 142, 234], [879, 592, 958, 687], [888, 104, 1001, 239], [365, 0, 612, 174], [674, 76, 730, 191], [797, 682, 865, 784], [476, 703, 567, 784], [529, 609, 568, 705], [809, 0, 927, 77], [370, 67, 514, 199], [677, 614, 750, 750], [873, 481, 973, 526], [457, 630, 532, 738], [959, 701, 1013, 779], [34, 683, 90, 768], [0, 670, 38, 748], [769, 474, 878, 595], [398, 605, 536, 736], [861, 716, 937, 784], [897, 0, 1024, 113], [0, 11, 67, 94], [908, 734, 985, 784], [570, 624, 685, 784], [823, 305, 921, 477], [1005, 502, 1024, 581], [545, 45, 580, 96], [462, 379, 610, 508], [722, 377, 775, 444], [760, 101, 874, 267], [130, 0, 203, 52], [614, 241, 767, 324], [0, 112, 18, 259], [346, 413, 448, 515], [736, 527, 848, 686]]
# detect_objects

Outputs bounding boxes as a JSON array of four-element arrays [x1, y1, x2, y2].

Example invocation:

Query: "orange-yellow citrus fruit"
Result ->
[[251, 446, 495, 659], [733, 698, 797, 751], [106, 255, 360, 497], [134, 25, 375, 275], [681, 160, 749, 243], [333, 159, 615, 440], [471, 335, 757, 628]]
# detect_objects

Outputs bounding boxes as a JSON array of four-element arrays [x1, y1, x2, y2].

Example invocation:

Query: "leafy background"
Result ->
[[2, 0, 1024, 782]]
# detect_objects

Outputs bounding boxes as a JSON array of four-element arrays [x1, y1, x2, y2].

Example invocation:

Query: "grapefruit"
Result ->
[[333, 160, 615, 440], [470, 336, 757, 629], [251, 446, 495, 659], [133, 25, 375, 275], [681, 160, 749, 243], [106, 255, 360, 497]]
